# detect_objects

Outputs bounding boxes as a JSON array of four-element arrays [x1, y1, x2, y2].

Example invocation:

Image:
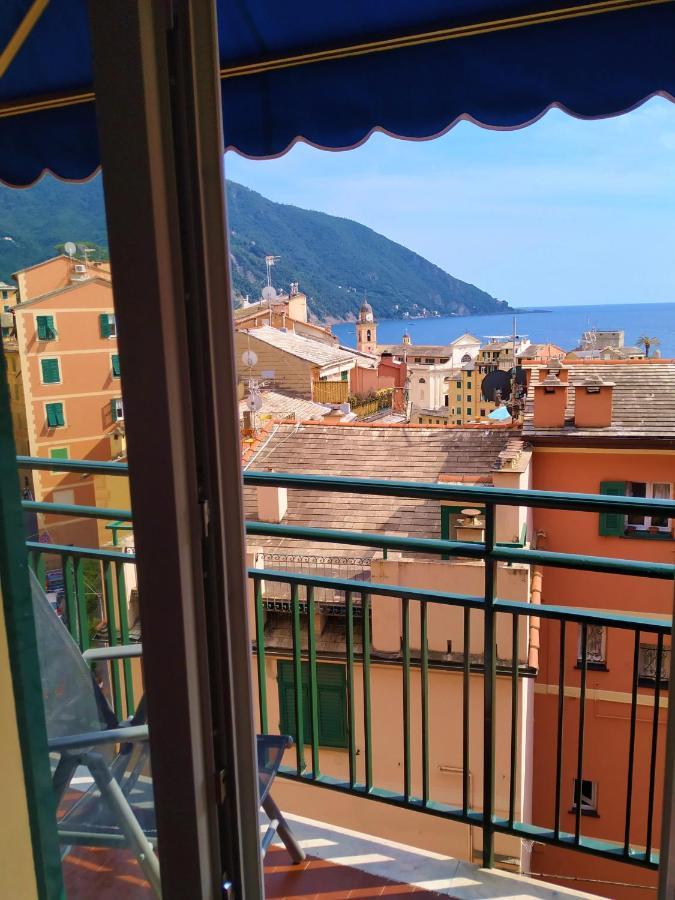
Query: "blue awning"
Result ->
[[1, 0, 674, 185]]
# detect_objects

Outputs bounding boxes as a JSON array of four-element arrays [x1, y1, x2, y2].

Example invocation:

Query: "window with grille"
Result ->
[[577, 625, 607, 668], [639, 644, 670, 686]]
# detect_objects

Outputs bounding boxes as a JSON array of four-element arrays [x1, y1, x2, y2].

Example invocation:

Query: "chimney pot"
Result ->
[[533, 374, 567, 427], [574, 374, 614, 428]]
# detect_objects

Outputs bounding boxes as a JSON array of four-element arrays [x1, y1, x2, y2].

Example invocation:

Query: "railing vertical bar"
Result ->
[[75, 556, 90, 653], [362, 592, 373, 792], [482, 503, 497, 868], [63, 554, 78, 643], [402, 596, 411, 803], [554, 620, 566, 841], [36, 552, 46, 585], [346, 590, 357, 788], [421, 599, 429, 807], [103, 560, 123, 719], [508, 613, 519, 829], [115, 561, 134, 716], [291, 582, 305, 775], [463, 607, 470, 817], [574, 623, 588, 845], [253, 576, 268, 735], [645, 634, 664, 863], [306, 585, 320, 779], [624, 629, 640, 856]]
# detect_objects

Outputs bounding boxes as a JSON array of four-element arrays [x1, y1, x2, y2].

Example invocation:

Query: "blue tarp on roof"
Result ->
[[1, 0, 674, 185]]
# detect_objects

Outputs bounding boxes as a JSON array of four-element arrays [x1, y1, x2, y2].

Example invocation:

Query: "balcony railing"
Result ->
[[18, 455, 675, 877]]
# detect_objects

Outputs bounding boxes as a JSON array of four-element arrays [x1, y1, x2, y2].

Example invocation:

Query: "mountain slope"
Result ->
[[0, 175, 509, 321]]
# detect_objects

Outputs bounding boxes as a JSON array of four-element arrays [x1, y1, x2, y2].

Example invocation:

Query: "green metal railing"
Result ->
[[18, 455, 675, 873]]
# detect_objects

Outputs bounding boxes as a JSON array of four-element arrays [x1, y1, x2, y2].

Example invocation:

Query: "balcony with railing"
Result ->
[[19, 455, 674, 899]]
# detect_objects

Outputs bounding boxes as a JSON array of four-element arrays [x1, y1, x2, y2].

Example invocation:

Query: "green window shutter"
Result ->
[[277, 660, 347, 749], [441, 506, 451, 560], [100, 313, 111, 338], [46, 403, 64, 428], [599, 481, 627, 536], [37, 315, 55, 340], [341, 371, 348, 381], [49, 448, 68, 461], [112, 354, 121, 377], [40, 358, 60, 384]]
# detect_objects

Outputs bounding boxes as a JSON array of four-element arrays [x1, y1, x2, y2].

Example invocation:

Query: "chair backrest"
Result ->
[[30, 569, 112, 740]]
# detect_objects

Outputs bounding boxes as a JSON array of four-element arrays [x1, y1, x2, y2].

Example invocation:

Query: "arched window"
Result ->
[[461, 353, 472, 363], [367, 329, 371, 341], [419, 377, 426, 384]]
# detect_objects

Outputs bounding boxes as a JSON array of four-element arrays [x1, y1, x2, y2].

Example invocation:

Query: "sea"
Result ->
[[332, 302, 675, 359]]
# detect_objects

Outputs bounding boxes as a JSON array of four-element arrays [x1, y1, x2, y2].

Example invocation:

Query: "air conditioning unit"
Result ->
[[74, 264, 87, 273]]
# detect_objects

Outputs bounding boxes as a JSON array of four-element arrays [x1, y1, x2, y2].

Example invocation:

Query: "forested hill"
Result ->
[[0, 175, 509, 322]]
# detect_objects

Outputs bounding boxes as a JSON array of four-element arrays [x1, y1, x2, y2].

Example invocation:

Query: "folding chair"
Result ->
[[30, 570, 304, 897]]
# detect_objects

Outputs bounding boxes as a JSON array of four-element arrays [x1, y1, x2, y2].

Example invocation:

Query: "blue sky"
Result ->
[[225, 97, 675, 308]]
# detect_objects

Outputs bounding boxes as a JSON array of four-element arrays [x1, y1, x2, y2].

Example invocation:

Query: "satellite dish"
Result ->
[[241, 350, 258, 367], [246, 392, 263, 412], [481, 370, 512, 402], [64, 241, 76, 257], [261, 286, 276, 302]]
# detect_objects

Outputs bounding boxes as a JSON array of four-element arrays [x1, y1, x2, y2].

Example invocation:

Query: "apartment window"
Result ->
[[466, 407, 472, 415], [414, 357, 422, 363], [639, 644, 671, 687], [278, 660, 347, 748], [36, 314, 57, 341], [444, 396, 449, 406], [50, 447, 69, 474], [99, 312, 117, 338], [425, 358, 435, 364], [577, 625, 607, 669], [436, 419, 440, 424], [456, 394, 462, 402], [40, 357, 60, 384], [467, 394, 472, 402], [112, 354, 121, 378], [456, 419, 461, 424], [439, 357, 449, 363], [340, 370, 348, 382], [111, 398, 124, 422], [456, 380, 461, 388], [572, 779, 598, 815], [480, 408, 486, 416], [599, 481, 672, 536], [45, 402, 65, 428], [467, 380, 472, 388]]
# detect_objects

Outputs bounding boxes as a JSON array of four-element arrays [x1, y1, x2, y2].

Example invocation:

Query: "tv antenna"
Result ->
[[264, 255, 280, 288]]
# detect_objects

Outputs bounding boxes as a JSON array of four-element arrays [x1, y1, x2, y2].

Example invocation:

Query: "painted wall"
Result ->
[[531, 446, 673, 898], [0, 589, 39, 900], [14, 255, 111, 302]]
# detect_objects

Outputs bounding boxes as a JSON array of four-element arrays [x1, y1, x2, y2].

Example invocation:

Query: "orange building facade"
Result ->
[[525, 360, 674, 898], [8, 256, 122, 547]]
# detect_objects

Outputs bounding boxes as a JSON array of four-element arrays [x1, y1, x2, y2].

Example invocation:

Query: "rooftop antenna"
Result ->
[[265, 254, 280, 288], [81, 246, 96, 267]]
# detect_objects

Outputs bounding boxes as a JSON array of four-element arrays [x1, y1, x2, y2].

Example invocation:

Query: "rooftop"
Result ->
[[518, 343, 567, 359], [379, 344, 452, 356], [245, 324, 356, 368], [523, 360, 675, 443], [244, 423, 518, 554], [239, 390, 330, 422]]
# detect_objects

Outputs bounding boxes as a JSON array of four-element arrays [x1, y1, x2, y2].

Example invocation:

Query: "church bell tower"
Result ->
[[356, 298, 377, 354]]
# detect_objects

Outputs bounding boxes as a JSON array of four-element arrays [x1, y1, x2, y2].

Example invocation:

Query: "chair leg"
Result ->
[[262, 793, 305, 864], [89, 758, 162, 897]]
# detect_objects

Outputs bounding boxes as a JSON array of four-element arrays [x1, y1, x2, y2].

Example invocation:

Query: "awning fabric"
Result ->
[[1, 0, 674, 186]]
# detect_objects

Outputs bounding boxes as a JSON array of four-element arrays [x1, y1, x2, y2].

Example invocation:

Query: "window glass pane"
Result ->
[[626, 481, 647, 526]]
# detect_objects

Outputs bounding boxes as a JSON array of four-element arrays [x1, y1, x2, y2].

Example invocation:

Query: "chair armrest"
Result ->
[[83, 644, 143, 662], [48, 724, 149, 752]]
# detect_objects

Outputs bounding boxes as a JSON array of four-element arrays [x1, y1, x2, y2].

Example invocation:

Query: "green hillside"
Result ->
[[0, 175, 509, 321]]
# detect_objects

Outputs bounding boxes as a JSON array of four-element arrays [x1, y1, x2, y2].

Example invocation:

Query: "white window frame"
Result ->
[[34, 312, 58, 342], [572, 778, 598, 813], [625, 482, 672, 533], [112, 397, 124, 421], [39, 356, 62, 385], [103, 312, 117, 338]]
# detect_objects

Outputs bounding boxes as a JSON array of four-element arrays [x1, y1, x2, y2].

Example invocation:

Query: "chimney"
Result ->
[[257, 484, 287, 523], [537, 360, 569, 383], [533, 373, 567, 428], [574, 373, 614, 428]]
